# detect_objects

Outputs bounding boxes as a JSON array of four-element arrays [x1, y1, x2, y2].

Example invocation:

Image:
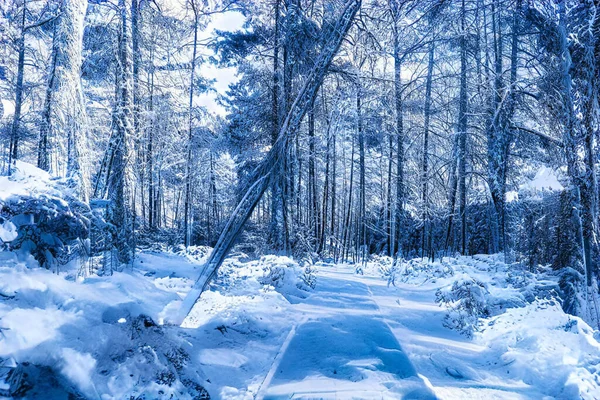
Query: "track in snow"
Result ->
[[258, 266, 436, 399]]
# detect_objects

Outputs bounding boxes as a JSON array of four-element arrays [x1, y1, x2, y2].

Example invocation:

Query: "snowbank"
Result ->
[[478, 298, 600, 399], [392, 254, 599, 398], [0, 246, 316, 398]]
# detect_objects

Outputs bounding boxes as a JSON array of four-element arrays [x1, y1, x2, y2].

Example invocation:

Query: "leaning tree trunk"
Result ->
[[38, 0, 89, 200], [175, 0, 362, 324]]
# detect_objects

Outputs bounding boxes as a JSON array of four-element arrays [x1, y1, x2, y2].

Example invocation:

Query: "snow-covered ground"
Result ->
[[2, 250, 599, 399], [361, 255, 600, 399], [0, 162, 598, 400], [0, 248, 316, 398]]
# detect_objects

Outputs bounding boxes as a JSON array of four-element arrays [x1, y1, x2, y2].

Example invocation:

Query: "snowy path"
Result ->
[[260, 264, 552, 400], [260, 266, 436, 399]]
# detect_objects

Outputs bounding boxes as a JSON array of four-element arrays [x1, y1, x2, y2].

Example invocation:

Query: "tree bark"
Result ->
[[457, 0, 468, 254], [9, 2, 26, 175], [422, 40, 434, 258], [184, 1, 200, 248], [108, 0, 134, 265], [37, 0, 90, 200], [391, 0, 404, 258]]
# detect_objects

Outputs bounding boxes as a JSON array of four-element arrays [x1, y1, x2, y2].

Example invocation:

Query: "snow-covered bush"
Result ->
[[1, 196, 89, 269], [0, 163, 91, 271], [1, 313, 210, 399], [371, 255, 400, 286], [258, 255, 316, 297], [175, 245, 213, 264], [300, 262, 317, 290], [558, 267, 586, 316], [436, 278, 490, 337], [396, 258, 454, 285]]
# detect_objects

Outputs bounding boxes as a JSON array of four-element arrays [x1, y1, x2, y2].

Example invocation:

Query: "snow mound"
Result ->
[[176, 245, 213, 264], [478, 298, 600, 399], [0, 161, 90, 270], [0, 254, 209, 398], [0, 161, 54, 202], [386, 253, 600, 398], [212, 254, 316, 300], [257, 255, 316, 297]]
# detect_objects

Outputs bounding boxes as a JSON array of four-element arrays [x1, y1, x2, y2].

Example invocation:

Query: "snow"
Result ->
[[519, 166, 564, 193], [0, 161, 54, 202], [477, 297, 600, 398], [0, 99, 14, 121], [0, 307, 77, 355], [506, 166, 564, 202], [258, 271, 434, 399], [59, 348, 97, 396], [0, 221, 17, 243], [0, 248, 317, 398], [0, 221, 598, 398], [357, 254, 600, 399]]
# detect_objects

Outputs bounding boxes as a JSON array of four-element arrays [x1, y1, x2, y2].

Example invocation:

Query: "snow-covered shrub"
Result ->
[[0, 162, 92, 271], [397, 258, 454, 285], [558, 267, 585, 316], [300, 261, 317, 289], [436, 278, 490, 337], [258, 255, 316, 297], [175, 245, 213, 264], [372, 256, 399, 286], [1, 195, 89, 270], [1, 313, 210, 399]]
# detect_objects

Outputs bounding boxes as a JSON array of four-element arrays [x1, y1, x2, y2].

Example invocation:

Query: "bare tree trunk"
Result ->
[[422, 40, 434, 258], [318, 92, 332, 255], [558, 0, 596, 324], [148, 45, 156, 230], [184, 2, 200, 248], [487, 0, 505, 254], [308, 99, 320, 248], [342, 138, 355, 263], [131, 0, 144, 226], [108, 0, 134, 265], [356, 81, 366, 263], [270, 0, 287, 252], [386, 129, 393, 256], [391, 0, 404, 258], [457, 0, 468, 254], [9, 2, 26, 175], [330, 110, 337, 255]]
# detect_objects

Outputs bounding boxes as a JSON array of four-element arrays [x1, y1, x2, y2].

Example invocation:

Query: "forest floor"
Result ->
[[253, 262, 586, 400], [1, 247, 600, 399]]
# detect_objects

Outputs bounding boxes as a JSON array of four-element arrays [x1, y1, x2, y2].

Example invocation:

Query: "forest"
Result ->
[[0, 0, 600, 398]]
